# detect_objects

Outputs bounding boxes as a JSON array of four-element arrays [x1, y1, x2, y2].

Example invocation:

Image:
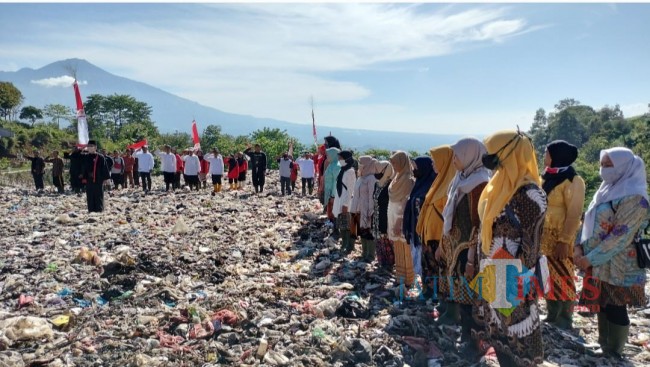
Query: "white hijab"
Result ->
[[581, 147, 649, 241], [442, 137, 491, 235]]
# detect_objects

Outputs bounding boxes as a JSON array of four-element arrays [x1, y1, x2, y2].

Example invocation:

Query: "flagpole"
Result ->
[[311, 96, 318, 149]]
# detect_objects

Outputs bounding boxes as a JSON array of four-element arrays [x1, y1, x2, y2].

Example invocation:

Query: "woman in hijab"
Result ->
[[388, 151, 416, 287], [372, 160, 395, 269], [472, 130, 547, 367], [539, 140, 585, 330], [417, 146, 457, 306], [351, 156, 379, 262], [437, 138, 490, 356], [575, 147, 649, 358], [403, 156, 436, 284], [333, 150, 358, 254], [324, 147, 342, 225]]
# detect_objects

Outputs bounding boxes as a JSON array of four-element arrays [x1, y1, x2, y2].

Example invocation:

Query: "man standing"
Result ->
[[123, 149, 135, 188], [297, 152, 316, 196], [64, 147, 84, 194], [183, 150, 201, 191], [46, 151, 65, 194], [205, 148, 224, 195], [155, 145, 177, 192], [173, 148, 183, 190], [134, 146, 154, 193], [110, 150, 125, 190], [244, 143, 267, 193], [277, 152, 294, 196], [81, 141, 111, 212], [25, 150, 46, 191]]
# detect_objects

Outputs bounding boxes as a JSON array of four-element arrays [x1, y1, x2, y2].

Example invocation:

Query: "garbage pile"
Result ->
[[1, 172, 649, 366]]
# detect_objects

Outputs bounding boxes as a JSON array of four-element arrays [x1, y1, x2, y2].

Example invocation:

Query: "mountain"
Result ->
[[0, 58, 463, 152]]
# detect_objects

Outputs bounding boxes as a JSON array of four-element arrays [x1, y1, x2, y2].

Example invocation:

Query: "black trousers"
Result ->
[[174, 172, 182, 189], [53, 175, 64, 193], [140, 172, 152, 191], [211, 174, 223, 185], [70, 173, 82, 193], [280, 176, 291, 195], [111, 173, 124, 189], [252, 170, 266, 192], [186, 175, 200, 190], [32, 173, 44, 190], [301, 177, 314, 195], [86, 183, 105, 212], [603, 304, 630, 326], [134, 171, 140, 186], [163, 172, 175, 191]]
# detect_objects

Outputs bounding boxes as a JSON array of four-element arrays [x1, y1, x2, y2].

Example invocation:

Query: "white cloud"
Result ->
[[3, 4, 538, 132], [620, 102, 649, 118], [31, 75, 87, 88]]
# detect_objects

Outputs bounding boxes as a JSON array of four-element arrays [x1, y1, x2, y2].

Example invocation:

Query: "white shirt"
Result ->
[[297, 158, 315, 179], [333, 168, 356, 217], [134, 151, 154, 172], [183, 155, 200, 175], [155, 151, 177, 173], [205, 154, 224, 175]]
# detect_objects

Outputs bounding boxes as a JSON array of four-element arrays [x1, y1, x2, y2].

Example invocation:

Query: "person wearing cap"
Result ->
[[333, 150, 357, 254], [244, 143, 267, 193], [134, 146, 154, 193], [81, 140, 111, 212], [205, 148, 224, 195], [156, 145, 178, 192], [297, 152, 316, 196], [278, 151, 294, 196], [183, 149, 201, 191]]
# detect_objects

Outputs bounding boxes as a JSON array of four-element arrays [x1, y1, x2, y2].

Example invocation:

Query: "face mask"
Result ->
[[338, 160, 346, 166], [600, 167, 619, 184], [481, 153, 499, 170]]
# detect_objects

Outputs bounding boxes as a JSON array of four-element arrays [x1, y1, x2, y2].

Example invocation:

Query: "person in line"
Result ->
[[123, 149, 135, 189], [173, 148, 184, 190], [198, 150, 210, 190], [473, 130, 547, 367], [25, 150, 46, 191], [134, 146, 154, 193], [110, 150, 125, 190], [403, 156, 436, 292], [438, 138, 489, 358], [45, 150, 65, 194], [333, 150, 357, 254], [297, 152, 316, 196], [205, 148, 224, 195], [417, 146, 457, 312], [540, 140, 585, 330], [575, 147, 649, 359], [290, 155, 299, 193], [156, 145, 178, 192], [315, 145, 327, 202], [388, 151, 416, 288], [81, 140, 111, 212], [133, 151, 140, 188], [372, 160, 395, 269], [183, 149, 201, 191], [64, 147, 84, 194], [226, 153, 239, 191], [351, 156, 378, 262], [324, 147, 342, 224], [237, 152, 248, 190], [278, 152, 294, 196], [244, 143, 267, 193]]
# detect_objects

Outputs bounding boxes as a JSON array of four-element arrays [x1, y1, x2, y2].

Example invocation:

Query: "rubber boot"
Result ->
[[212, 184, 218, 196], [341, 230, 353, 254], [217, 184, 222, 193], [544, 299, 560, 323], [437, 302, 460, 326], [607, 322, 629, 358], [554, 301, 574, 330], [360, 239, 368, 260], [365, 239, 376, 263], [596, 312, 609, 355]]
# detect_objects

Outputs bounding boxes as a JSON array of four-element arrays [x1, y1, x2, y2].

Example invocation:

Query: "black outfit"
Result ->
[[65, 151, 84, 193], [111, 157, 126, 189], [140, 172, 152, 192], [302, 177, 314, 195], [27, 156, 46, 190], [211, 174, 223, 185], [163, 172, 175, 191], [237, 157, 247, 182], [82, 153, 111, 212], [133, 158, 140, 186], [244, 148, 267, 193]]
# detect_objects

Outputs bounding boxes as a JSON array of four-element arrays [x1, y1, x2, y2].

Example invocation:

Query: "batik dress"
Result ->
[[473, 184, 547, 367]]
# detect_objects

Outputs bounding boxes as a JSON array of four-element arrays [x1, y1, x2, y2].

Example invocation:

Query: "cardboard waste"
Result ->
[[0, 172, 649, 366]]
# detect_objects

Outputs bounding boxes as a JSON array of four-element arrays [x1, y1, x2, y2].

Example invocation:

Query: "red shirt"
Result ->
[[175, 154, 184, 172]]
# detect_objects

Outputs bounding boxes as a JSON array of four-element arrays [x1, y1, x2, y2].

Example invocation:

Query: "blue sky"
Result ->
[[1, 3, 649, 134]]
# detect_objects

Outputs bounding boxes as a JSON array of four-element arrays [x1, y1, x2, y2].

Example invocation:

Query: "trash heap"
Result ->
[[1, 171, 649, 367]]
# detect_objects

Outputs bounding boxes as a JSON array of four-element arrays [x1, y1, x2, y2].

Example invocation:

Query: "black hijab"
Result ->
[[542, 140, 578, 195], [336, 150, 354, 197]]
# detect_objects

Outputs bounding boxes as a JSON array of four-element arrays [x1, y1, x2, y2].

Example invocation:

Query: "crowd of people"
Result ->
[[16, 129, 650, 366]]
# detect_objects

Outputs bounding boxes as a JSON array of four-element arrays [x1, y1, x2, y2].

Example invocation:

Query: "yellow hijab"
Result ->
[[478, 130, 541, 255], [416, 146, 457, 243]]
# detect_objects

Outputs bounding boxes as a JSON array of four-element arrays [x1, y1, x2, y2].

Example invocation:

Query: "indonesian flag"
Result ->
[[73, 80, 89, 146], [312, 108, 318, 145], [127, 139, 148, 150], [191, 120, 201, 150]]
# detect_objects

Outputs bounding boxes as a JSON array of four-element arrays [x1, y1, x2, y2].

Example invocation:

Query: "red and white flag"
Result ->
[[73, 80, 89, 146], [127, 139, 148, 150], [191, 120, 201, 150]]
